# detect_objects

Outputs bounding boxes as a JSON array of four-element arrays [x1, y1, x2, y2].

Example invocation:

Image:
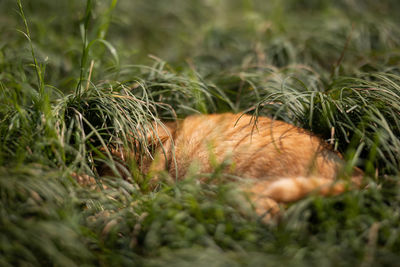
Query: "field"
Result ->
[[1, 0, 400, 266]]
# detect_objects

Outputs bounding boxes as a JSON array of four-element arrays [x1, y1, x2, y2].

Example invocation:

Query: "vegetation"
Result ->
[[1, 0, 400, 266]]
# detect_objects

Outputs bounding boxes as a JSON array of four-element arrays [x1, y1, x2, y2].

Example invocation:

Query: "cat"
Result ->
[[95, 112, 363, 219]]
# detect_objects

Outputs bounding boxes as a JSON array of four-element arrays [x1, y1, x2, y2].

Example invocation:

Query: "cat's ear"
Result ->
[[146, 121, 177, 147]]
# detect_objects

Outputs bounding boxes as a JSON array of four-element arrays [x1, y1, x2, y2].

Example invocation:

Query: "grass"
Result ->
[[1, 0, 400, 266]]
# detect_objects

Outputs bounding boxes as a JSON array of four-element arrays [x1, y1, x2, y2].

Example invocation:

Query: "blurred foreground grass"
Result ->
[[1, 0, 400, 266]]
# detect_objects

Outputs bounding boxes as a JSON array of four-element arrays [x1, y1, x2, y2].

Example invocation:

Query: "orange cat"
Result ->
[[99, 113, 363, 218]]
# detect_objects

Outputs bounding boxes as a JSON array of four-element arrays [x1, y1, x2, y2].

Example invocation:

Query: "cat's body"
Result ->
[[101, 113, 363, 218]]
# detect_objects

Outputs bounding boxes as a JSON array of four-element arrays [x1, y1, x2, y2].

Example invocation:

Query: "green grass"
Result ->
[[1, 0, 400, 266]]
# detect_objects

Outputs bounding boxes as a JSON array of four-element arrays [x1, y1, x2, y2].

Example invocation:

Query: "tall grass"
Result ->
[[1, 0, 400, 266]]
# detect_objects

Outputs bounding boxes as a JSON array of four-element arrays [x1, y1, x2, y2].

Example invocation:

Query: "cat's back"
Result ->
[[170, 113, 341, 180]]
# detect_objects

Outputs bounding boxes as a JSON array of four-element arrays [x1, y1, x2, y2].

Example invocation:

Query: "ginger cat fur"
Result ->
[[100, 113, 363, 219]]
